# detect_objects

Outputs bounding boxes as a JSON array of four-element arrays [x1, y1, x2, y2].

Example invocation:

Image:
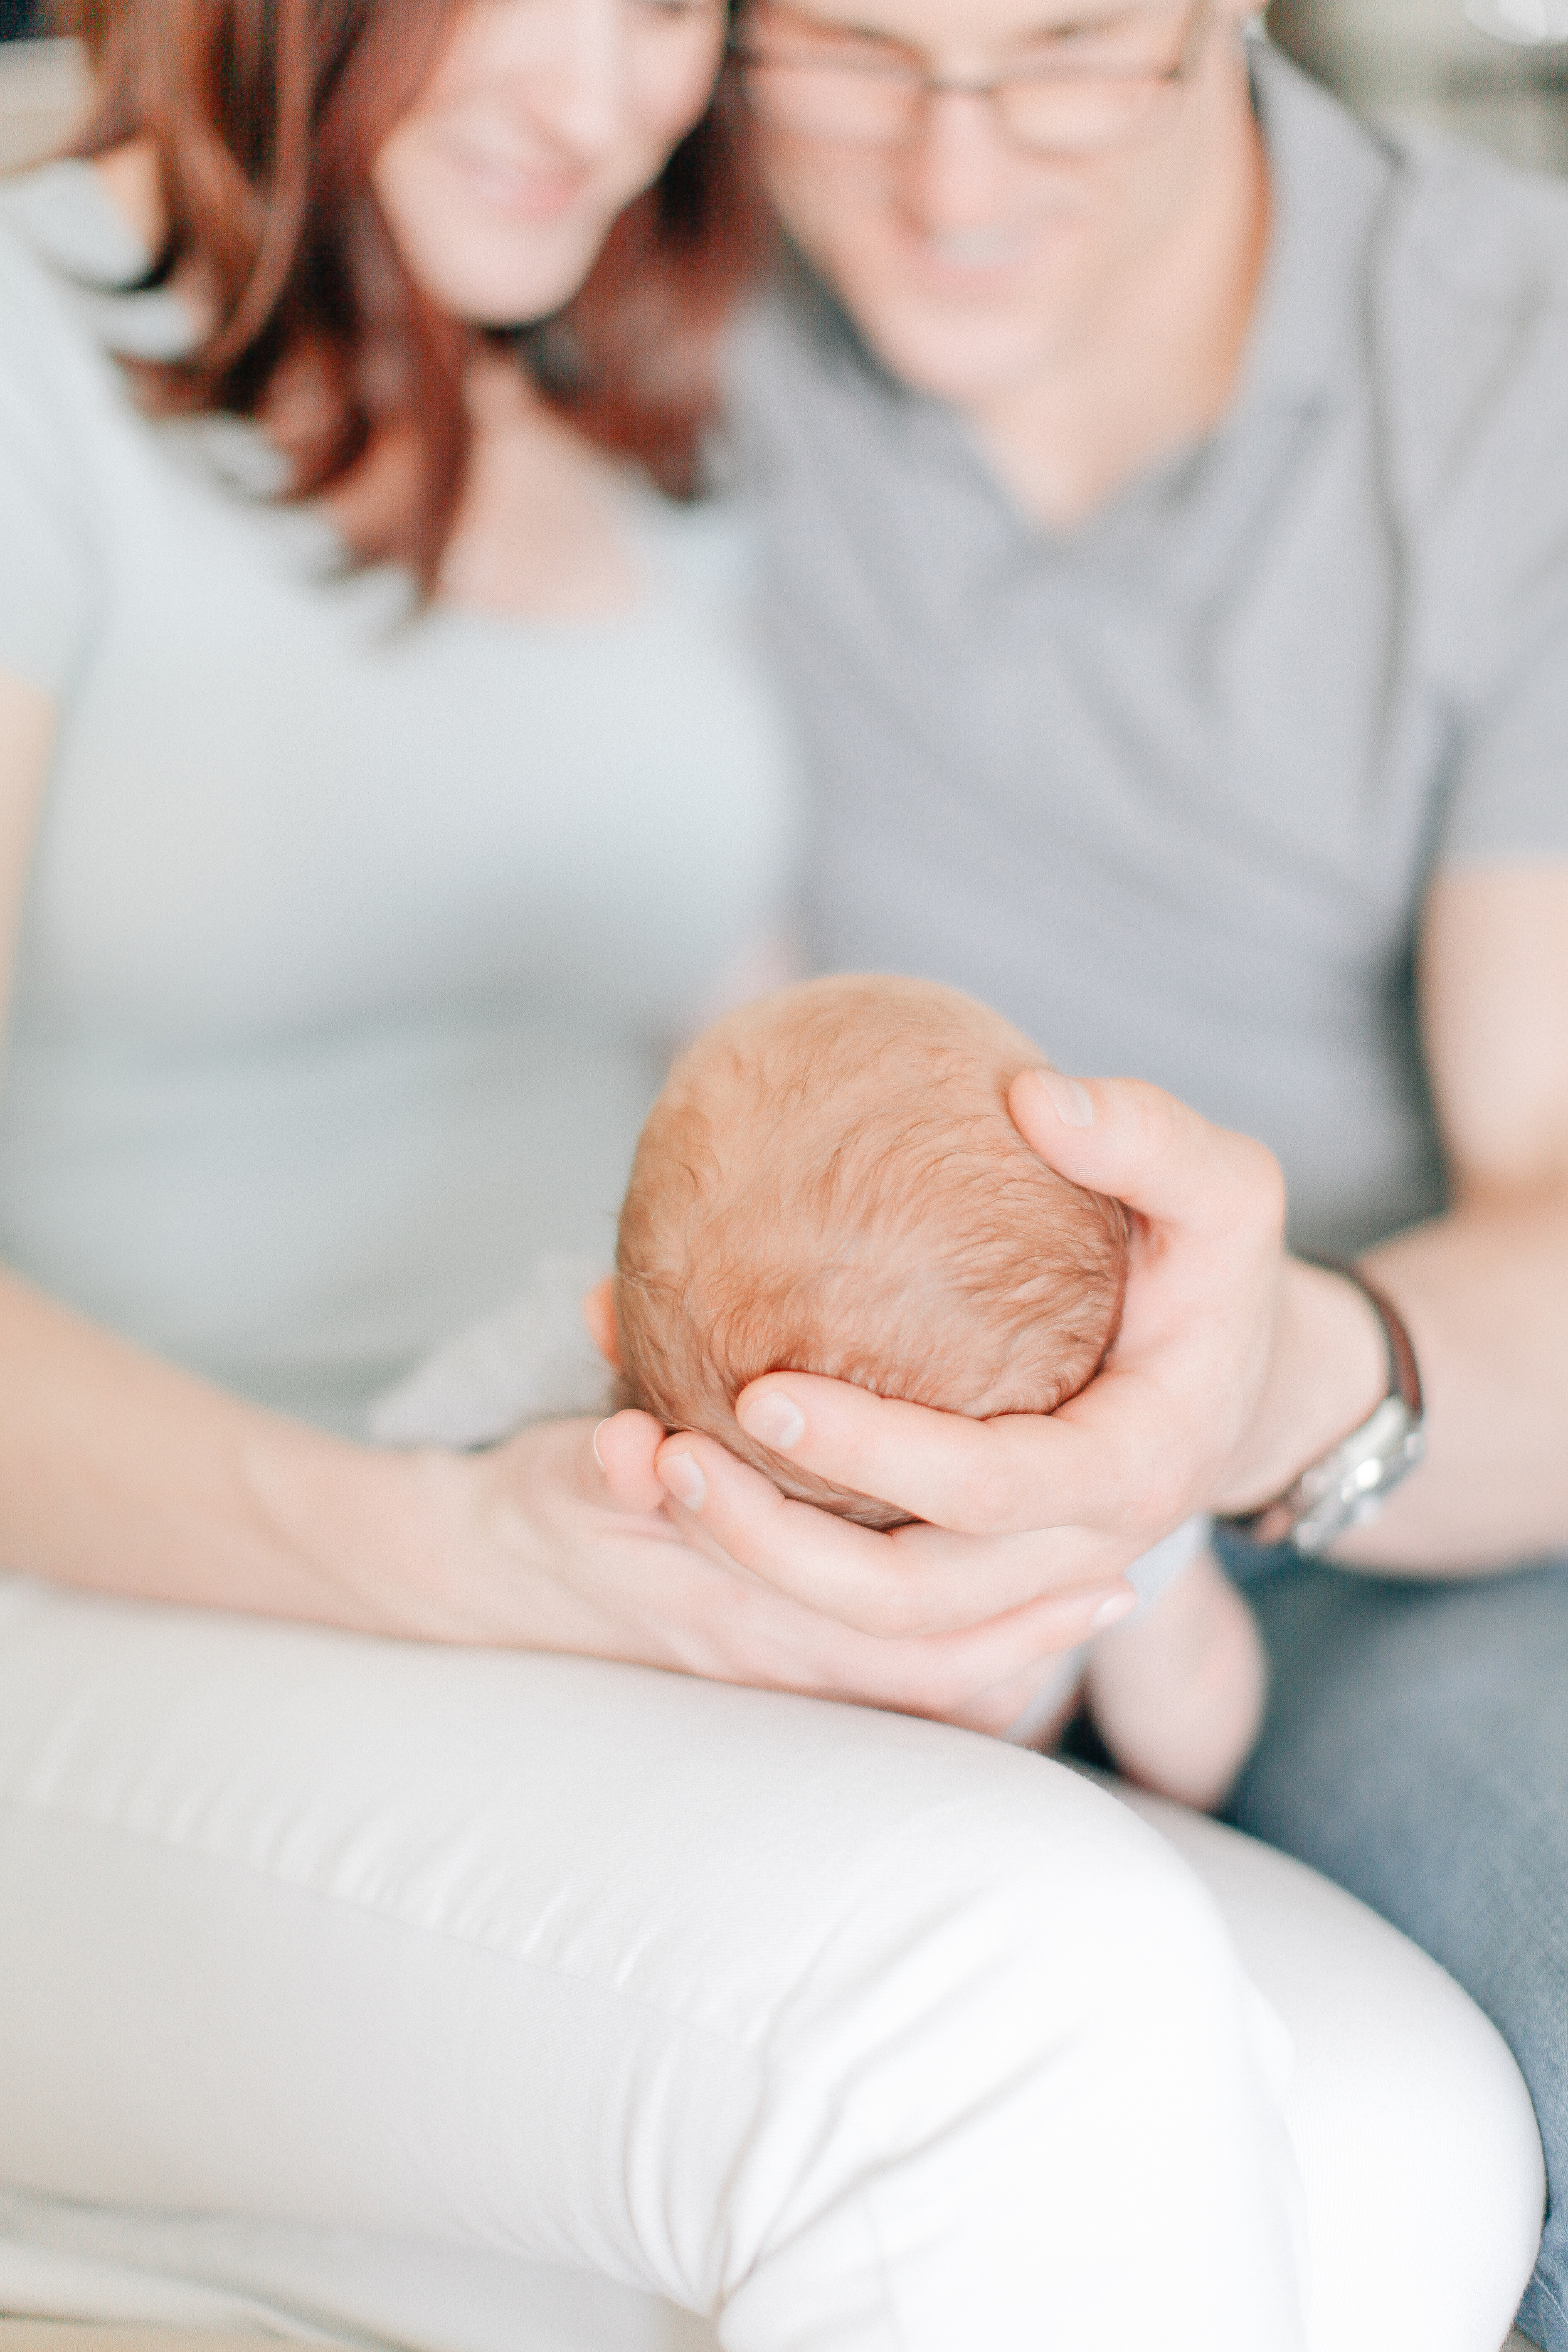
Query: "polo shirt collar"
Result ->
[[1235, 40, 1400, 415]]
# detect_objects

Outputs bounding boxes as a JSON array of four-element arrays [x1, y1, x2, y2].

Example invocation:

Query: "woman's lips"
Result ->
[[438, 135, 593, 220]]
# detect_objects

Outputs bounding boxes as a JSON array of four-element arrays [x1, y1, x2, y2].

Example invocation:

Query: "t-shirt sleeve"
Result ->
[[1445, 649, 1568, 865], [1436, 303, 1568, 866], [0, 245, 100, 695]]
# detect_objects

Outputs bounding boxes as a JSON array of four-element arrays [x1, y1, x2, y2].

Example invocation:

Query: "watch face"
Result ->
[[1290, 1400, 1426, 1555], [1225, 1399, 1426, 1555]]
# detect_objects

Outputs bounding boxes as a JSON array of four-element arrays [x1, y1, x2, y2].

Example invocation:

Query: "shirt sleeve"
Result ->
[[1445, 659, 1568, 867], [1435, 300, 1568, 866], [0, 238, 100, 696]]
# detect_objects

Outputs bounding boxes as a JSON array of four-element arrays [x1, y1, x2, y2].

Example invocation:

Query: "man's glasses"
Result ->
[[728, 0, 1216, 156]]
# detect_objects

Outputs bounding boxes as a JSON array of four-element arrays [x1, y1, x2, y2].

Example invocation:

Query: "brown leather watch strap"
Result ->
[[1320, 1259, 1423, 1419]]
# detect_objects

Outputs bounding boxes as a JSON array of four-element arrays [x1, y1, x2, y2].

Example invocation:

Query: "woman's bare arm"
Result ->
[[0, 1259, 453, 1628], [1, 1256, 1125, 1715]]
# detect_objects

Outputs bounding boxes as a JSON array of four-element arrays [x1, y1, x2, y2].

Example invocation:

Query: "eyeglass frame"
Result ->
[[725, 0, 1222, 155]]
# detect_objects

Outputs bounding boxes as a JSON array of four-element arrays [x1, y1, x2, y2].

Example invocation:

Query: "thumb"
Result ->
[[1009, 1068, 1283, 1240], [588, 1406, 670, 1514]]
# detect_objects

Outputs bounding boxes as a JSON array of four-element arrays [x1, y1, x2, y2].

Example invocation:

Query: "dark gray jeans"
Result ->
[[1214, 1537, 1568, 2351]]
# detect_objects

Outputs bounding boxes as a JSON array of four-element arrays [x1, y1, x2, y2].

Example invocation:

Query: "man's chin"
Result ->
[[857, 305, 1065, 415]]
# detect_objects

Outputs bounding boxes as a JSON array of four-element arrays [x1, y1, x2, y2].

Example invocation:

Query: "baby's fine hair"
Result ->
[[614, 976, 1129, 1529]]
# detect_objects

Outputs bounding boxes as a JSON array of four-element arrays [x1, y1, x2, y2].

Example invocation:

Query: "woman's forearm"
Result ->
[[3, 1261, 1129, 1723], [0, 1263, 457, 1634]]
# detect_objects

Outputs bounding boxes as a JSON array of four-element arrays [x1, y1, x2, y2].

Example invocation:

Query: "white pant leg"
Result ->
[[1107, 1783, 1545, 2352], [0, 1574, 1308, 2352]]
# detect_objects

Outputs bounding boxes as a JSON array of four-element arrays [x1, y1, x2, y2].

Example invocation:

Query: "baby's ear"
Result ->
[[582, 1276, 623, 1370]]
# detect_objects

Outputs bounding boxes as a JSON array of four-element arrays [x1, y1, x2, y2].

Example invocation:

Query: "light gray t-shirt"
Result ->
[[734, 44, 1568, 1256], [0, 162, 800, 1428]]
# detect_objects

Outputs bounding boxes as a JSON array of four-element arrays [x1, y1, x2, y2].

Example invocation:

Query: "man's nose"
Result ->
[[899, 87, 1022, 235]]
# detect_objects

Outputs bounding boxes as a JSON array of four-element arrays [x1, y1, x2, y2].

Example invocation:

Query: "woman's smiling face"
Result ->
[[373, 0, 728, 326], [741, 0, 1257, 408]]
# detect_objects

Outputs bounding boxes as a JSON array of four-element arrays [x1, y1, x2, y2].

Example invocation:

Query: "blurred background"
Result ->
[[1, 0, 1565, 177], [1270, 0, 1568, 169]]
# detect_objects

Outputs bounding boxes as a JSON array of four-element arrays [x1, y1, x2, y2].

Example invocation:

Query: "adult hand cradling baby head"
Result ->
[[606, 977, 1129, 1528]]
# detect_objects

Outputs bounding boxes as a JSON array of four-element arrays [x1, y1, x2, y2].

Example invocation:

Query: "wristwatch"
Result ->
[[1222, 1262, 1426, 1556]]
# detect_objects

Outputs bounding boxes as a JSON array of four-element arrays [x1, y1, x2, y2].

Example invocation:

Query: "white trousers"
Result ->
[[0, 1575, 1543, 2352]]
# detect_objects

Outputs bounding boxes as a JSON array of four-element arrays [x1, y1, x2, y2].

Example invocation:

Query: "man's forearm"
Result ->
[[1210, 1193, 1568, 1575], [1340, 1190, 1568, 1572]]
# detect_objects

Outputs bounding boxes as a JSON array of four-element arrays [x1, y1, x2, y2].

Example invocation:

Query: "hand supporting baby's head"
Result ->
[[610, 976, 1129, 1529]]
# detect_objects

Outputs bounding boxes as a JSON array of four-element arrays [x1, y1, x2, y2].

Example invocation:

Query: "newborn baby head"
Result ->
[[608, 976, 1129, 1530]]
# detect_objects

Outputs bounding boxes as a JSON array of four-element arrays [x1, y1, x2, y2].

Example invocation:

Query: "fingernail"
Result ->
[[1034, 1070, 1095, 1128], [659, 1451, 706, 1511], [738, 1392, 805, 1453], [1091, 1589, 1136, 1632], [591, 1420, 608, 1474]]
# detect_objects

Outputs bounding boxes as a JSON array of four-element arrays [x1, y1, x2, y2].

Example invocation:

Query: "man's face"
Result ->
[[744, 0, 1258, 409]]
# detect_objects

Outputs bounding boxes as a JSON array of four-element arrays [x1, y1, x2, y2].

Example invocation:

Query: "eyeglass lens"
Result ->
[[736, 3, 1203, 153]]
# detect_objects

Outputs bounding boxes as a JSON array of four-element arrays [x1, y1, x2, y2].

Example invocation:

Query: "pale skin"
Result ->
[[1084, 1550, 1266, 1809], [587, 1227, 1266, 1809]]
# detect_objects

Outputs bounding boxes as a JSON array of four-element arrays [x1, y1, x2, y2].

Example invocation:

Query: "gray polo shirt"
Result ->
[[733, 43, 1568, 1256]]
